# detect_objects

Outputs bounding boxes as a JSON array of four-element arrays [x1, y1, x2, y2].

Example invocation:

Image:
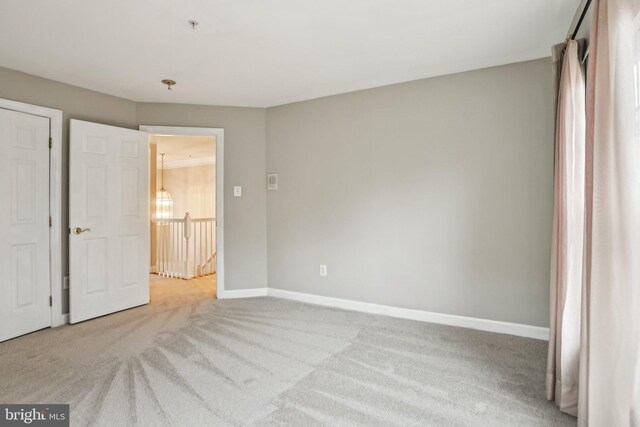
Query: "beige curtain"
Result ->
[[579, 0, 640, 425], [546, 39, 586, 417]]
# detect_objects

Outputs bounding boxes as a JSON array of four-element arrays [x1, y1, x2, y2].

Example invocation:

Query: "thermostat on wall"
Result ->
[[267, 173, 278, 191]]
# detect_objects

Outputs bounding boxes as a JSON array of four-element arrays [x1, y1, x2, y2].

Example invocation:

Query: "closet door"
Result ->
[[0, 108, 51, 341]]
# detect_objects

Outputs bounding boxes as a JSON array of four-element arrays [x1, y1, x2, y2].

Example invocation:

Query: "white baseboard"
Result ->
[[220, 288, 268, 299], [266, 288, 549, 341]]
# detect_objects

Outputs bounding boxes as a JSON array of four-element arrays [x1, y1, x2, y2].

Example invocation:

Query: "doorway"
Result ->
[[151, 135, 216, 296], [0, 98, 63, 342], [140, 126, 225, 299]]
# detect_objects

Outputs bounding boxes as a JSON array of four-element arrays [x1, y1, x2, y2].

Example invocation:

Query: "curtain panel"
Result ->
[[547, 39, 586, 417], [579, 0, 640, 425], [549, 0, 640, 424]]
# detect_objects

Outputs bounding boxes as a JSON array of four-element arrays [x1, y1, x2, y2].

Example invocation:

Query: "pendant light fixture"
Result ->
[[156, 153, 173, 219]]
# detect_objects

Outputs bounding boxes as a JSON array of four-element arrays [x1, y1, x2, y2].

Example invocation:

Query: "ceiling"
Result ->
[[152, 135, 215, 169], [0, 0, 579, 108]]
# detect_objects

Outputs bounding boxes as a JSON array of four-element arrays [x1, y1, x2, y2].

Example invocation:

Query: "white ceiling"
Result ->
[[152, 135, 215, 169], [0, 0, 579, 108]]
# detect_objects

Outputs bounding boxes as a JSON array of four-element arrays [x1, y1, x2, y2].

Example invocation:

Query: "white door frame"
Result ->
[[139, 125, 225, 298], [0, 98, 64, 327]]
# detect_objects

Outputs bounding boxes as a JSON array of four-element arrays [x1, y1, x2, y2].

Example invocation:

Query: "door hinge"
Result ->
[[49, 216, 52, 227], [49, 295, 53, 307], [49, 138, 52, 149]]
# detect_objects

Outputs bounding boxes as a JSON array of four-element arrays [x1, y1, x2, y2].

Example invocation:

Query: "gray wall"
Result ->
[[0, 66, 138, 313], [0, 59, 553, 326], [137, 103, 268, 291], [266, 58, 554, 327]]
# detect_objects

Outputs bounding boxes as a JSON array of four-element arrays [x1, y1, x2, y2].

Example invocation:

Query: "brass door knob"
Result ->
[[73, 227, 91, 235]]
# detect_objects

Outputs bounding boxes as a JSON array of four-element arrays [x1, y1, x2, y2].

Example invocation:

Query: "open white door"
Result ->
[[0, 108, 51, 342], [69, 120, 149, 324]]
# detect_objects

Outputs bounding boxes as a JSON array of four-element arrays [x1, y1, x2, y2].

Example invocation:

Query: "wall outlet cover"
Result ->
[[233, 186, 242, 197], [319, 265, 327, 276]]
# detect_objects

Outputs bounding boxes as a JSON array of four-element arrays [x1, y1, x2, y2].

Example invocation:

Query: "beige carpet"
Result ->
[[0, 275, 575, 426]]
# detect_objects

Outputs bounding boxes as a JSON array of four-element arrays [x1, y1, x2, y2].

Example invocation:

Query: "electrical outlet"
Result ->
[[233, 186, 242, 197], [319, 265, 327, 276], [63, 276, 69, 289]]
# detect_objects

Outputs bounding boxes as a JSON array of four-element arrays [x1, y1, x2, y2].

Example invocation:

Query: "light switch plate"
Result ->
[[267, 173, 278, 191], [234, 186, 242, 197]]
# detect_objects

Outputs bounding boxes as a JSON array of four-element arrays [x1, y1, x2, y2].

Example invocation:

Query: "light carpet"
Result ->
[[0, 275, 575, 426]]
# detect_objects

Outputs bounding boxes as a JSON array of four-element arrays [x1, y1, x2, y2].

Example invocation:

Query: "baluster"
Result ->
[[160, 221, 167, 276], [175, 221, 178, 278], [153, 222, 160, 274], [173, 222, 179, 277], [157, 222, 161, 276], [202, 221, 209, 276], [214, 219, 217, 273], [161, 222, 165, 276], [184, 213, 191, 279], [179, 222, 182, 279], [160, 222, 163, 276], [176, 221, 179, 278], [171, 222, 174, 278], [161, 222, 165, 277], [211, 219, 214, 274], [206, 219, 209, 275], [174, 221, 178, 278], [181, 221, 185, 279], [159, 222, 161, 276], [167, 222, 173, 277], [155, 221, 159, 275]]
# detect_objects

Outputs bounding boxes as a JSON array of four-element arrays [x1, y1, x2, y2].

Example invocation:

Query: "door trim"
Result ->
[[139, 125, 225, 298], [0, 98, 64, 328]]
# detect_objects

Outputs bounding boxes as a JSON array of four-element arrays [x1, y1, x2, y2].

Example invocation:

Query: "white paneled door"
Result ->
[[0, 108, 51, 342], [69, 120, 149, 323]]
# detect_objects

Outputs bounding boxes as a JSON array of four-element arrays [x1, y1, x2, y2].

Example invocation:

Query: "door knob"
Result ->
[[73, 227, 91, 235]]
